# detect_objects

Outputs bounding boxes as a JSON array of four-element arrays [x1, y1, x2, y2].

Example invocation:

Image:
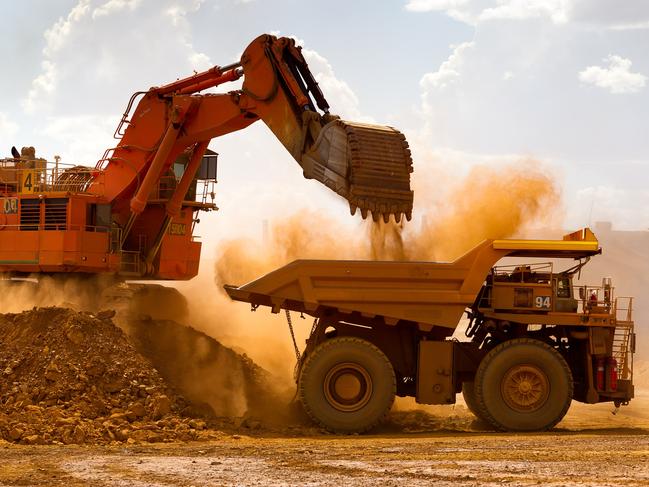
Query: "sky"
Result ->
[[1, 0, 648, 254]]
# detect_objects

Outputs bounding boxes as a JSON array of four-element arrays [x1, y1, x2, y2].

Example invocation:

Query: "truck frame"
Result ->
[[225, 228, 635, 432]]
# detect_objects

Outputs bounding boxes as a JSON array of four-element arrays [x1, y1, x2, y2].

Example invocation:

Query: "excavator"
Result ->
[[0, 34, 413, 289]]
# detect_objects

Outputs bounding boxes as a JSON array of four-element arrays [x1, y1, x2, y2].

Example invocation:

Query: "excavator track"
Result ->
[[302, 120, 414, 223]]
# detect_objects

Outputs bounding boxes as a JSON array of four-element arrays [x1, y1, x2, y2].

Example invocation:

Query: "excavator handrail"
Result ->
[[113, 91, 147, 140]]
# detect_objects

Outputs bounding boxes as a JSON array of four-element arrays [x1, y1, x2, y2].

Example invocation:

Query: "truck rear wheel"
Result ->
[[474, 338, 573, 431], [298, 337, 395, 434]]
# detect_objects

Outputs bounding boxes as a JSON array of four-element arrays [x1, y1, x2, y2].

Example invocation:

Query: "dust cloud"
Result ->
[[205, 157, 561, 385], [0, 275, 112, 313], [213, 210, 368, 287], [408, 159, 561, 261], [213, 158, 561, 281]]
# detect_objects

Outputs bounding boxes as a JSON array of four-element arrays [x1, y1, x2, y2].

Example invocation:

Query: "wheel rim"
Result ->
[[501, 364, 550, 413], [323, 362, 372, 412]]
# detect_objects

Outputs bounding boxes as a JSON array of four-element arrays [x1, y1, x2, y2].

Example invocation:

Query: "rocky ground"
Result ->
[[1, 427, 648, 486], [0, 306, 647, 485], [0, 307, 300, 446]]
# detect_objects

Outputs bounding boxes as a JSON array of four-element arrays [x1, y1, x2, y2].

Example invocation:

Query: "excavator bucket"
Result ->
[[301, 120, 414, 223]]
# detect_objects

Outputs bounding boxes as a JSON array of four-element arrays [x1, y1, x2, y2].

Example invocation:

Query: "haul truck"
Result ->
[[225, 228, 636, 433]]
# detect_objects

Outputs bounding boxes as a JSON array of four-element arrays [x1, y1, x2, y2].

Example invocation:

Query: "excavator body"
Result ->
[[0, 34, 414, 281]]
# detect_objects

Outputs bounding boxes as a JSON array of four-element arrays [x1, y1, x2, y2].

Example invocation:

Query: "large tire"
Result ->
[[462, 381, 489, 423], [474, 338, 573, 432], [298, 337, 396, 434]]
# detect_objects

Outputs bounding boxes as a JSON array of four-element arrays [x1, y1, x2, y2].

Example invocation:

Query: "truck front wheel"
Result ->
[[298, 337, 396, 434], [462, 382, 488, 423], [474, 338, 573, 431]]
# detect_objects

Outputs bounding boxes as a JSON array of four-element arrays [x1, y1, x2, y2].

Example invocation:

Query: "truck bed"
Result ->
[[224, 230, 600, 332]]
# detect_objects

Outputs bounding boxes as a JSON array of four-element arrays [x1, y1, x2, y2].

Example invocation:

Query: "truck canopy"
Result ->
[[224, 228, 600, 332]]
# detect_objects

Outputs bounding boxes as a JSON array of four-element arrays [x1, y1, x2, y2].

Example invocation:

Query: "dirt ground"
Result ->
[[1, 395, 648, 487], [1, 307, 647, 486]]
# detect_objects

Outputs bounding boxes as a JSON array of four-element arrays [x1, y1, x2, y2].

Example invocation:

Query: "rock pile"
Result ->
[[126, 317, 289, 421], [0, 307, 226, 445]]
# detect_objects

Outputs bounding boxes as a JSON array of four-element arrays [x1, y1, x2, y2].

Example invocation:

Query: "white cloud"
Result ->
[[569, 1, 649, 30], [405, 0, 649, 166], [406, 0, 467, 10], [572, 185, 649, 229], [0, 113, 19, 153], [92, 0, 142, 19], [302, 49, 367, 122], [420, 42, 474, 90], [166, 0, 205, 26], [609, 21, 649, 31], [405, 0, 649, 28], [270, 32, 369, 122], [23, 60, 58, 113], [23, 0, 212, 118], [43, 0, 91, 57], [579, 55, 647, 94], [405, 0, 570, 25], [480, 0, 569, 24], [23, 1, 91, 112], [417, 41, 474, 143], [41, 115, 117, 164]]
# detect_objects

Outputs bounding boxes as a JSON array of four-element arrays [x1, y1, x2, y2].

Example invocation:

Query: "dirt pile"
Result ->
[[0, 307, 227, 445], [125, 317, 293, 423]]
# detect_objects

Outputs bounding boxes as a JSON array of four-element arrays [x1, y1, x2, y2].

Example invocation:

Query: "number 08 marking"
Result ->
[[535, 296, 551, 309], [2, 198, 18, 214]]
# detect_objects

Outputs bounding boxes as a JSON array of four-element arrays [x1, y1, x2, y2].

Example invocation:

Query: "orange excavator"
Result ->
[[0, 34, 413, 282]]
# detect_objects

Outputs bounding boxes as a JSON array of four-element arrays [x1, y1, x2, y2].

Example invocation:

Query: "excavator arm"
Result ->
[[92, 34, 414, 227], [240, 35, 414, 224]]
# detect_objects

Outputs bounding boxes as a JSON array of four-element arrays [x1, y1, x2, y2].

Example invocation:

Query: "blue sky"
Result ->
[[1, 0, 648, 252]]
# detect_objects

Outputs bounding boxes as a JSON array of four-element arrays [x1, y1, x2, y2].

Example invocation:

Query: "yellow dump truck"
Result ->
[[225, 228, 635, 433]]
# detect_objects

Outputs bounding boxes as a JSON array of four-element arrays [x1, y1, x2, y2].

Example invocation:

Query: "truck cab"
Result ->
[[480, 262, 581, 314]]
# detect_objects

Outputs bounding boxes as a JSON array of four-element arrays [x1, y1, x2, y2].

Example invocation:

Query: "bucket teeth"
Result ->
[[301, 119, 414, 224], [395, 213, 402, 223], [342, 120, 413, 223]]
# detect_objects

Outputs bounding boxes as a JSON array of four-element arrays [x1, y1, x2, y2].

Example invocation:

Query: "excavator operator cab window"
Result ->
[[198, 153, 218, 181], [172, 162, 185, 180]]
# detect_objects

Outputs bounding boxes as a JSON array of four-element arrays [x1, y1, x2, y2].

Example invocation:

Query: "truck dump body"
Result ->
[[225, 229, 600, 332]]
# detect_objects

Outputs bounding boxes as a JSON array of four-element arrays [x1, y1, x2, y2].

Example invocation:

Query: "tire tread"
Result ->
[[474, 338, 573, 432], [298, 337, 396, 434]]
